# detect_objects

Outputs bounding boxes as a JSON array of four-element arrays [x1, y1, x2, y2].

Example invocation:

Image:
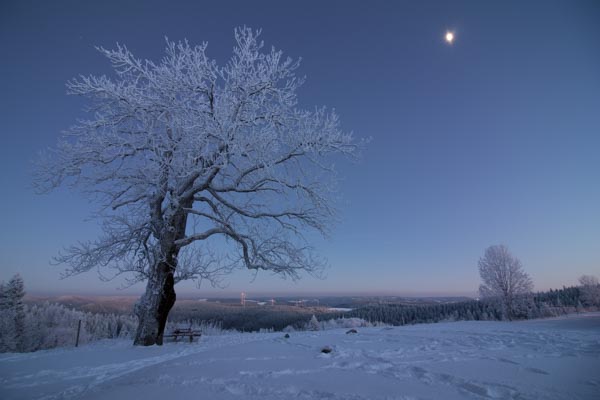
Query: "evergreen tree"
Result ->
[[0, 281, 14, 352], [308, 315, 321, 331], [5, 275, 26, 351], [0, 281, 6, 308]]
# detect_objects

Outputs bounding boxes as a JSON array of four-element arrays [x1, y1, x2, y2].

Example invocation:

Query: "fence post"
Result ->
[[75, 319, 82, 347]]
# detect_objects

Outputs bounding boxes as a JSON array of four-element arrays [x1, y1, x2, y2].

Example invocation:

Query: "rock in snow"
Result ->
[[1, 313, 599, 400]]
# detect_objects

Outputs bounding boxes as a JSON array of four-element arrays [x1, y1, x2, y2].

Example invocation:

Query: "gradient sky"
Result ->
[[1, 0, 599, 297]]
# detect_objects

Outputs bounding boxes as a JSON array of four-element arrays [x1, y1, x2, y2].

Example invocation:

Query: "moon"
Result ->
[[445, 31, 455, 44]]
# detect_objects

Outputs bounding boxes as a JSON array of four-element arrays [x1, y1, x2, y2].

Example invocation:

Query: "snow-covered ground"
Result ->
[[1, 313, 599, 400]]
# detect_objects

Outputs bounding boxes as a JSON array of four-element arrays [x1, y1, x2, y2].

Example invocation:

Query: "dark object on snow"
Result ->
[[321, 346, 333, 354], [284, 333, 290, 338], [164, 328, 202, 343], [346, 329, 358, 334]]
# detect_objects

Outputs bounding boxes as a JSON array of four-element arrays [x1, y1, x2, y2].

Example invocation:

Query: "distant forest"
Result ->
[[345, 286, 587, 326], [169, 286, 592, 332], [168, 302, 341, 332]]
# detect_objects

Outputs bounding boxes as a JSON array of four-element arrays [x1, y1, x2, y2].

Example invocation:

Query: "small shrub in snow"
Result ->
[[320, 317, 373, 330], [308, 315, 320, 331]]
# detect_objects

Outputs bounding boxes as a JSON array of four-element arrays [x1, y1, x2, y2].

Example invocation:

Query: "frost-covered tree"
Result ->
[[308, 314, 321, 331], [15, 301, 138, 353], [35, 27, 358, 346], [0, 274, 26, 351], [478, 245, 533, 320], [7, 275, 26, 351], [0, 281, 12, 352], [578, 275, 600, 307], [0, 281, 7, 312]]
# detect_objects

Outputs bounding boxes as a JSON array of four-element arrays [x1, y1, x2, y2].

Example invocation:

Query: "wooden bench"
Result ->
[[164, 328, 202, 342]]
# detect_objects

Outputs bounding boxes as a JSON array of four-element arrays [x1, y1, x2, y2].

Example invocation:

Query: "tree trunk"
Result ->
[[134, 260, 177, 346], [134, 196, 191, 346], [504, 296, 513, 321]]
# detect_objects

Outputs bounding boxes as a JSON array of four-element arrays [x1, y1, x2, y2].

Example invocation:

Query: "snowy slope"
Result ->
[[1, 314, 599, 400]]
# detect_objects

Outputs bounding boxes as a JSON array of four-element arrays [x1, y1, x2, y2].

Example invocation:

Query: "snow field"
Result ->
[[1, 314, 599, 400]]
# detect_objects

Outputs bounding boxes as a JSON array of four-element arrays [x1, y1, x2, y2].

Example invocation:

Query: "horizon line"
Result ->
[[25, 290, 480, 299]]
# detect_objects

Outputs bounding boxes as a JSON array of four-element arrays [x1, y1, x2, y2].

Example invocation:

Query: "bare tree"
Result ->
[[478, 245, 533, 320], [35, 27, 358, 346], [579, 275, 600, 307]]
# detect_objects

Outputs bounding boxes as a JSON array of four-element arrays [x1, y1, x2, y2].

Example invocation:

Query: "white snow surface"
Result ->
[[1, 313, 599, 400]]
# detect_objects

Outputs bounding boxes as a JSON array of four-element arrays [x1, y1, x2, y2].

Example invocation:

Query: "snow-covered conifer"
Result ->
[[0, 281, 15, 352], [0, 275, 26, 352], [308, 314, 320, 331], [6, 275, 26, 351]]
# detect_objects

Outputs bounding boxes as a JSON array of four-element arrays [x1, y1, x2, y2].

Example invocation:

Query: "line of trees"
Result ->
[[476, 245, 600, 321], [345, 285, 597, 326], [0, 275, 136, 353], [345, 242, 599, 327]]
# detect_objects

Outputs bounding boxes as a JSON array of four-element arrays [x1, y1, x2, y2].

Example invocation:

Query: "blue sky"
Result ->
[[1, 0, 599, 297]]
